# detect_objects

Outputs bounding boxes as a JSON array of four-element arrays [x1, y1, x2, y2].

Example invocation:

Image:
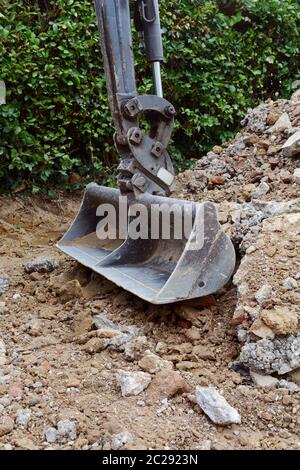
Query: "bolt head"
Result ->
[[165, 105, 176, 116]]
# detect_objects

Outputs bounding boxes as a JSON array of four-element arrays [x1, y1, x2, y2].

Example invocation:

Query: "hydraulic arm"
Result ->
[[94, 0, 176, 197], [57, 0, 236, 304]]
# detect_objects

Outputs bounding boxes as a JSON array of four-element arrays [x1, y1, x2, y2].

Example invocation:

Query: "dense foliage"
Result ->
[[0, 0, 300, 192]]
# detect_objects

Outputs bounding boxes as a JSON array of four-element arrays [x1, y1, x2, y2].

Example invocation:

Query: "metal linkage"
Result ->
[[95, 0, 174, 197]]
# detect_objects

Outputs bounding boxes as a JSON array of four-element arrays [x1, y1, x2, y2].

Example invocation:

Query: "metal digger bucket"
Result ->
[[57, 183, 235, 304]]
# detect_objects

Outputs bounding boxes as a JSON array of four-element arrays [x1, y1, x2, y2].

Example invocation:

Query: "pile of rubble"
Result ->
[[176, 89, 300, 384], [177, 89, 300, 204]]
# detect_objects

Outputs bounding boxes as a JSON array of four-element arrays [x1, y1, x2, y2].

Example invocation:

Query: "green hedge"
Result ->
[[0, 0, 300, 192]]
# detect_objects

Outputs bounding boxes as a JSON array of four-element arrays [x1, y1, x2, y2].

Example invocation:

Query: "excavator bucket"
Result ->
[[57, 183, 235, 304], [57, 0, 236, 303]]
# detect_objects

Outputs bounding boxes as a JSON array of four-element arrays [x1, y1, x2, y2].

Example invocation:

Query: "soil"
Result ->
[[0, 194, 299, 450], [1, 94, 300, 451]]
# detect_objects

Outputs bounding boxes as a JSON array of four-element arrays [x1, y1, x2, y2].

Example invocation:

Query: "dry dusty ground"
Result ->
[[0, 193, 299, 450]]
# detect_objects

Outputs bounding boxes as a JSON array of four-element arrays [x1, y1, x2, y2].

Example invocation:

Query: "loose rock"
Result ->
[[277, 379, 300, 393], [147, 369, 189, 402], [282, 130, 300, 157], [268, 112, 292, 133], [250, 371, 278, 388], [138, 350, 173, 374], [293, 168, 300, 184], [111, 431, 134, 450], [0, 416, 14, 437], [261, 307, 298, 335], [195, 386, 241, 426], [249, 319, 275, 340], [0, 274, 10, 295], [44, 427, 58, 444], [16, 408, 31, 428], [57, 419, 77, 441], [15, 438, 38, 450], [240, 334, 300, 374], [24, 257, 58, 274], [116, 370, 151, 397], [0, 339, 7, 366], [58, 280, 83, 303], [282, 277, 298, 290], [255, 285, 273, 305]]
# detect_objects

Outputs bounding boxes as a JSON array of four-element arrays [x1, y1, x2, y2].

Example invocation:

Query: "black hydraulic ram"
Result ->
[[134, 0, 165, 97]]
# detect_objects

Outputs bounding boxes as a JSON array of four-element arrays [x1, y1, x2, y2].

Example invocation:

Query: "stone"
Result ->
[[251, 181, 270, 199], [58, 280, 83, 303], [171, 342, 193, 355], [287, 368, 300, 386], [193, 440, 212, 451], [250, 371, 278, 388], [93, 314, 139, 352], [184, 327, 201, 341], [66, 375, 80, 388], [282, 130, 300, 157], [254, 285, 273, 305], [0, 339, 7, 366], [176, 361, 200, 370], [209, 175, 225, 186], [23, 257, 58, 274], [116, 370, 151, 397], [16, 408, 31, 428], [261, 307, 298, 335], [0, 397, 11, 408], [242, 183, 257, 200], [237, 328, 248, 343], [44, 426, 58, 444], [212, 145, 223, 154], [254, 199, 300, 218], [249, 319, 275, 340], [147, 369, 189, 402], [57, 419, 77, 441], [195, 386, 241, 425], [8, 384, 23, 399], [73, 310, 93, 336], [138, 350, 173, 374], [291, 88, 300, 102], [0, 416, 14, 437], [268, 112, 292, 133], [243, 134, 260, 146], [240, 333, 300, 374], [124, 336, 148, 361], [192, 345, 214, 360], [0, 274, 10, 295], [111, 431, 134, 450], [15, 438, 38, 450], [267, 110, 281, 126], [0, 301, 6, 314], [93, 313, 120, 330], [293, 168, 300, 184], [241, 103, 271, 134], [279, 169, 292, 183], [82, 337, 105, 354], [12, 293, 21, 302], [277, 379, 300, 393], [282, 277, 298, 290], [175, 305, 208, 326]]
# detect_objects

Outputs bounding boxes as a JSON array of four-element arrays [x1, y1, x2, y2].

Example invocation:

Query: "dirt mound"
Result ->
[[177, 92, 300, 381], [176, 95, 300, 204]]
